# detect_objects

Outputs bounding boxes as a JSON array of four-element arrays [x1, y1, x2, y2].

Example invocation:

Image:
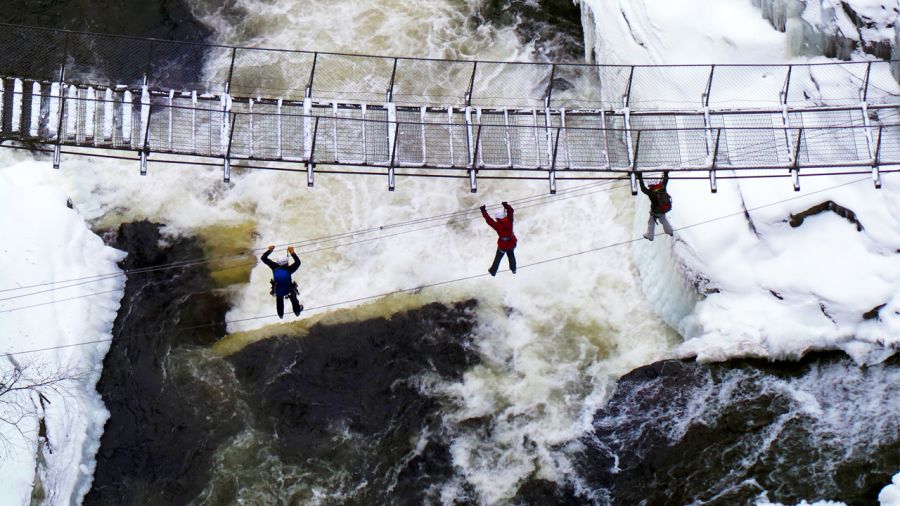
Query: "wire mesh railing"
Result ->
[[1, 87, 895, 177], [0, 23, 897, 112]]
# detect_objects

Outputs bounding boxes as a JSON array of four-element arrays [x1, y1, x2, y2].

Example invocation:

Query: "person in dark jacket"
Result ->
[[481, 201, 517, 276], [261, 245, 303, 318], [638, 171, 674, 241]]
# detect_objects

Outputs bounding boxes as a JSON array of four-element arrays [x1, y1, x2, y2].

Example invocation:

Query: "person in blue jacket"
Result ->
[[261, 245, 303, 318]]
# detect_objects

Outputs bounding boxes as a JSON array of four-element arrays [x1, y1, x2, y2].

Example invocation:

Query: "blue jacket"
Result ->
[[261, 250, 300, 296]]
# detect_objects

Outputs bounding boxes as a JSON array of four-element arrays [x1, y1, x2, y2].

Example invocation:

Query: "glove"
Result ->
[[480, 205, 486, 212], [287, 246, 295, 254], [266, 245, 275, 252]]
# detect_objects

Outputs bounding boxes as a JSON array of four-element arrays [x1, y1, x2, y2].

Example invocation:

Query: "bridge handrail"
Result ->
[[0, 23, 898, 111]]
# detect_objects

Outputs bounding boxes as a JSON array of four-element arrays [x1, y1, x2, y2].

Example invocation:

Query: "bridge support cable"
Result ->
[[779, 66, 795, 175], [388, 121, 400, 191], [791, 128, 804, 191], [872, 125, 884, 187], [859, 62, 882, 189], [306, 52, 318, 100], [139, 81, 151, 176], [701, 66, 717, 192], [549, 126, 561, 194], [623, 67, 638, 195], [709, 128, 722, 193], [469, 122, 484, 193], [465, 106, 477, 192], [52, 40, 68, 169], [223, 114, 237, 183], [307, 116, 320, 187]]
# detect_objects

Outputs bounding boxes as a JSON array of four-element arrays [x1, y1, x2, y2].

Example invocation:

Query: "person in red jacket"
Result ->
[[480, 201, 517, 276]]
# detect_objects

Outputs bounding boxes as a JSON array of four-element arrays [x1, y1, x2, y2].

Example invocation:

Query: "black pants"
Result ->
[[489, 247, 516, 276], [276, 292, 302, 318]]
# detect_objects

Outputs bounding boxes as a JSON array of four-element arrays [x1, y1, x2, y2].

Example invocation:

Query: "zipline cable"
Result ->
[[0, 179, 622, 295], [0, 181, 627, 308], [1, 176, 871, 357]]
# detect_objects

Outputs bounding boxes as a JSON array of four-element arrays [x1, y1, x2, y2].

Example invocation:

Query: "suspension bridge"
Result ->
[[0, 23, 898, 194]]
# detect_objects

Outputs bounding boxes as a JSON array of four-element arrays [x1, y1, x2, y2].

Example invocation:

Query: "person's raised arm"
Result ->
[[261, 245, 279, 269], [637, 172, 650, 195], [502, 201, 514, 223], [661, 170, 670, 187], [480, 205, 495, 226], [287, 246, 301, 273]]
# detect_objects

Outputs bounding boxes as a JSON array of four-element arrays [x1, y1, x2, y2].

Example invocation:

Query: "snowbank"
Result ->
[[0, 158, 125, 505]]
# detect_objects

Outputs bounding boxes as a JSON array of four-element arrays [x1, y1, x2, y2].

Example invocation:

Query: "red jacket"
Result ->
[[482, 203, 517, 250]]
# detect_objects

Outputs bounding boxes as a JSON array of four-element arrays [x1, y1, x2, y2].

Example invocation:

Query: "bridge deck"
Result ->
[[0, 24, 898, 192]]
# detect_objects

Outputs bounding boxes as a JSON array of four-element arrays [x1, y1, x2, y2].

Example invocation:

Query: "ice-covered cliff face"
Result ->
[[752, 0, 898, 60], [580, 0, 900, 364]]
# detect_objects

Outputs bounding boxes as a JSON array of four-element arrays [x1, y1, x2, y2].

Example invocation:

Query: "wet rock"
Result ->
[[86, 221, 237, 506], [476, 0, 585, 61], [0, 0, 210, 41], [576, 352, 899, 505], [225, 300, 480, 504], [789, 200, 863, 231]]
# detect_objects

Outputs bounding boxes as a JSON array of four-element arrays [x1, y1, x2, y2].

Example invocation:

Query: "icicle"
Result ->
[[140, 86, 150, 149], [65, 85, 77, 138], [11, 79, 23, 133], [48, 82, 60, 138], [122, 90, 133, 143], [220, 93, 231, 154], [103, 88, 114, 141], [84, 86, 96, 139], [29, 82, 41, 136]]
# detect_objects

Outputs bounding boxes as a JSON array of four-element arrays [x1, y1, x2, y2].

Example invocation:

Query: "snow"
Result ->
[[12, 79, 22, 133], [881, 472, 900, 506], [30, 82, 40, 137], [0, 159, 125, 505], [580, 0, 900, 364]]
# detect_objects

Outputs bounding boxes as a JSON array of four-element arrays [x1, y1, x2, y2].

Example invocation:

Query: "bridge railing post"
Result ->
[[307, 116, 320, 187], [872, 125, 883, 189], [388, 120, 400, 191], [306, 52, 318, 99], [702, 64, 715, 107], [465, 61, 477, 106], [223, 113, 237, 183], [386, 57, 398, 103], [52, 31, 70, 169], [629, 130, 642, 195], [549, 126, 561, 194], [709, 128, 721, 193], [791, 127, 803, 191], [545, 63, 557, 107], [144, 40, 156, 87], [225, 47, 237, 95], [467, 121, 483, 193]]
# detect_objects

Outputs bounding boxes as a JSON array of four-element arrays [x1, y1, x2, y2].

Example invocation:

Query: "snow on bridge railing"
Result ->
[[0, 23, 898, 112], [0, 84, 896, 192]]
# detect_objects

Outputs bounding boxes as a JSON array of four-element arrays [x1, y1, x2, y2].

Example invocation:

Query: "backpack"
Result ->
[[656, 191, 672, 213]]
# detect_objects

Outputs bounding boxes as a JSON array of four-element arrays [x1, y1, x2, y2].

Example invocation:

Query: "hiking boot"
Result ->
[[643, 233, 654, 241]]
